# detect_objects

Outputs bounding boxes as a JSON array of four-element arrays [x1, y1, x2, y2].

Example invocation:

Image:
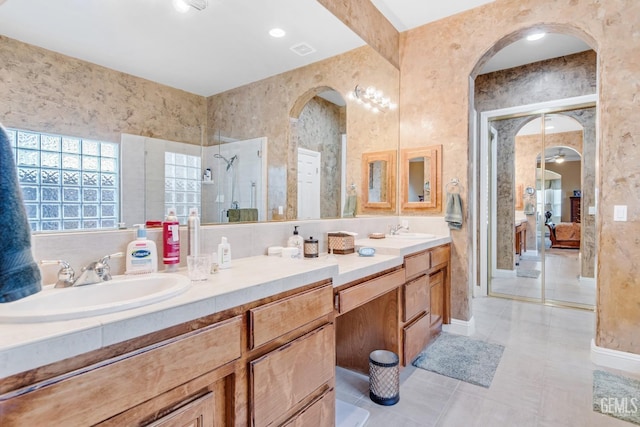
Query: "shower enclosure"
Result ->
[[202, 137, 267, 223]]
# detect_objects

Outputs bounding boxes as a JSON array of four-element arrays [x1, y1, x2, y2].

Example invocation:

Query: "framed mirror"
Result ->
[[400, 145, 442, 212], [361, 150, 396, 211]]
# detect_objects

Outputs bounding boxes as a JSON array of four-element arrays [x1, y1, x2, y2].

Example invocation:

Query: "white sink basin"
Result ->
[[0, 273, 191, 323], [385, 233, 437, 239]]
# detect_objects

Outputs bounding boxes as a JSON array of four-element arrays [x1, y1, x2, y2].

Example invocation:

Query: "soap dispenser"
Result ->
[[287, 226, 304, 258], [126, 224, 158, 274]]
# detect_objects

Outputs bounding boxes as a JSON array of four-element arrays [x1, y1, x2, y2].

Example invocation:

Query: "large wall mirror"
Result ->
[[0, 2, 400, 231], [400, 145, 442, 213]]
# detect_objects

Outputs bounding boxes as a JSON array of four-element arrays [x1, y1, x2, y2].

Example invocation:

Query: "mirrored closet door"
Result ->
[[487, 105, 596, 309]]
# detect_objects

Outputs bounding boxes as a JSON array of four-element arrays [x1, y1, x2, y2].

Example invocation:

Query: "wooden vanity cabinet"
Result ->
[[335, 243, 451, 373], [0, 281, 336, 427], [247, 284, 335, 427], [401, 244, 451, 366], [0, 316, 243, 426]]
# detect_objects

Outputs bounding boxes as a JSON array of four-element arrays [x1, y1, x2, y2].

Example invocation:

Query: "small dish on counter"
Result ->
[[358, 247, 376, 257]]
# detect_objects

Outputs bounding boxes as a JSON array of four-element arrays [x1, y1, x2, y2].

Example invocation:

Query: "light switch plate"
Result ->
[[588, 206, 596, 215], [614, 205, 627, 221]]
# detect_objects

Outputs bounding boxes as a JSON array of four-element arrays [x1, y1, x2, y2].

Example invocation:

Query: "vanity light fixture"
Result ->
[[173, 0, 208, 13], [269, 28, 286, 38], [526, 32, 546, 41], [348, 85, 397, 113]]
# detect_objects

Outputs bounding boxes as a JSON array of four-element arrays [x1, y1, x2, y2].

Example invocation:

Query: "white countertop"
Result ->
[[0, 236, 450, 378], [355, 235, 451, 257]]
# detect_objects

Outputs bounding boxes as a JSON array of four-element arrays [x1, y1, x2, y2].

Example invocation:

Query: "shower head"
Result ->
[[214, 154, 238, 171]]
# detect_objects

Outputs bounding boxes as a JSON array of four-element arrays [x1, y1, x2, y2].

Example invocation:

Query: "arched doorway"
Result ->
[[288, 87, 346, 220], [471, 28, 598, 310]]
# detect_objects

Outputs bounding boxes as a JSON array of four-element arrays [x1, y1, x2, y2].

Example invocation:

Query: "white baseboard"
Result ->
[[443, 316, 476, 336], [591, 339, 640, 374]]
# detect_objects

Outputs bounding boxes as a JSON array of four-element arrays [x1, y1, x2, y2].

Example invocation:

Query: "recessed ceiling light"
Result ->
[[173, 0, 191, 13], [526, 32, 546, 41], [269, 28, 286, 38]]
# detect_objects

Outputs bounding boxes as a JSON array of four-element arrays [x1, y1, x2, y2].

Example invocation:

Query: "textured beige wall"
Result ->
[[207, 45, 400, 220], [400, 0, 640, 354], [317, 0, 399, 68], [0, 36, 206, 145]]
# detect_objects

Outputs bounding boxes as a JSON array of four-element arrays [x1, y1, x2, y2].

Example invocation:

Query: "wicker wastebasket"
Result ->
[[369, 350, 399, 406]]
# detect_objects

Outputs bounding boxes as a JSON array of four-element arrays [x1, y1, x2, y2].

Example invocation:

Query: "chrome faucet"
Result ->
[[41, 252, 124, 288], [389, 223, 410, 235]]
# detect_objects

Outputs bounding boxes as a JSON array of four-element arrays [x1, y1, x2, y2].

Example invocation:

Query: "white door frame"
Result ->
[[477, 94, 597, 296]]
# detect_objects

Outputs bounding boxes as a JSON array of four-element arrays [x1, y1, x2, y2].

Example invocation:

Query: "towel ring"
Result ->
[[446, 179, 461, 194]]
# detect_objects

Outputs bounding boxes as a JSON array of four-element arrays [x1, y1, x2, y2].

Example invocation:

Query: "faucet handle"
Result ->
[[98, 252, 124, 282], [40, 260, 75, 288]]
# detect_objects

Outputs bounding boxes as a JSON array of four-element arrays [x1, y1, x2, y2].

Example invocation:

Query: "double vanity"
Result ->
[[0, 234, 450, 426]]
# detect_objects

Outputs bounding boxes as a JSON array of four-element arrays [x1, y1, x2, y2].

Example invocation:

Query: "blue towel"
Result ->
[[0, 125, 42, 302], [444, 192, 463, 230]]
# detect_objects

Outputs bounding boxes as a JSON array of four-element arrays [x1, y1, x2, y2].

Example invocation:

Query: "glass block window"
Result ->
[[164, 151, 201, 224], [7, 128, 119, 231]]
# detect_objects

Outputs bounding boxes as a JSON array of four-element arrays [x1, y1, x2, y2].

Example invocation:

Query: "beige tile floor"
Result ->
[[335, 297, 634, 427], [491, 248, 596, 306]]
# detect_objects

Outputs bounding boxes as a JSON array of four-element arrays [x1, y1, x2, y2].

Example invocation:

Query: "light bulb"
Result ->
[[173, 0, 190, 13], [269, 28, 286, 38], [526, 32, 546, 41]]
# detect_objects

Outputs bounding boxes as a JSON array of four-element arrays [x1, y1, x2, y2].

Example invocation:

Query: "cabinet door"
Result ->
[[146, 392, 214, 427], [403, 274, 429, 322], [403, 312, 430, 365], [429, 271, 444, 333], [250, 324, 335, 427]]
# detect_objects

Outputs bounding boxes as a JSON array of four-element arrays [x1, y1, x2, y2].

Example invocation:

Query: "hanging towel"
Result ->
[[444, 192, 463, 230], [343, 195, 357, 218], [227, 208, 258, 222], [0, 125, 42, 302]]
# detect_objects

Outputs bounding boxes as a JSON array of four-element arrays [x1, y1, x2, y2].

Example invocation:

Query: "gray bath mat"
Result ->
[[516, 269, 541, 278], [412, 332, 504, 388], [593, 370, 640, 425]]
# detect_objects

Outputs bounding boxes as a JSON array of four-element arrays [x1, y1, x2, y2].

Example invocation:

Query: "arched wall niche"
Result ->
[[470, 23, 598, 79]]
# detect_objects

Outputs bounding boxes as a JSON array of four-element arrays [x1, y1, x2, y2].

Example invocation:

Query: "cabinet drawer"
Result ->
[[251, 324, 335, 427], [282, 388, 335, 427], [403, 274, 429, 322], [337, 269, 405, 314], [404, 250, 430, 279], [430, 245, 450, 269], [146, 392, 214, 427], [0, 316, 242, 426], [250, 284, 333, 349], [403, 312, 430, 366]]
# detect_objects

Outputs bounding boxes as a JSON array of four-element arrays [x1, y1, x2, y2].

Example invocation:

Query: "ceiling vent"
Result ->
[[290, 42, 316, 57]]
